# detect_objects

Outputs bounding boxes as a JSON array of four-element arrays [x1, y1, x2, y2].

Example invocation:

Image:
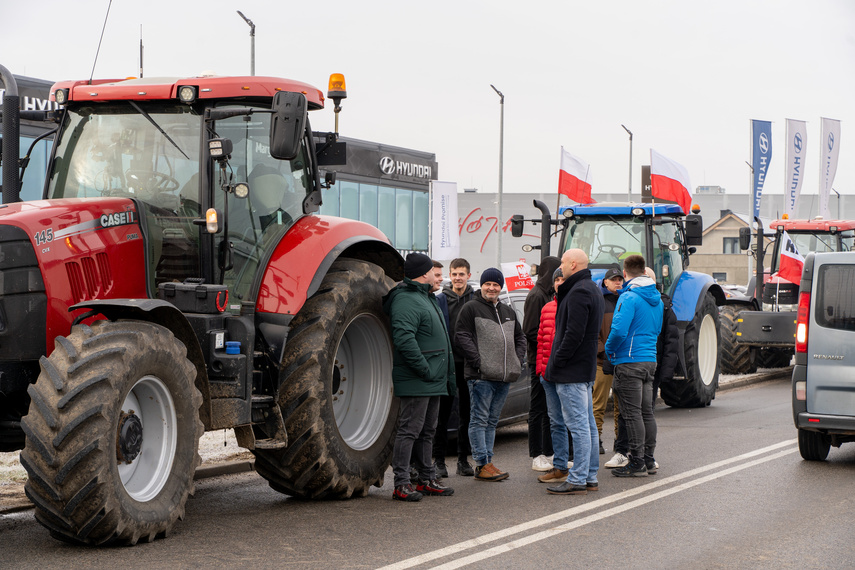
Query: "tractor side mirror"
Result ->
[[685, 214, 703, 246], [511, 214, 524, 238], [738, 226, 751, 251], [269, 91, 307, 160]]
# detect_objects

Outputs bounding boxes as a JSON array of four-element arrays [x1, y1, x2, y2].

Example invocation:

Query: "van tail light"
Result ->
[[795, 291, 810, 353]]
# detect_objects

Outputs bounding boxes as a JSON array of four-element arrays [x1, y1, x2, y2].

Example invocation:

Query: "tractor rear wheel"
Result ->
[[20, 321, 202, 545], [661, 292, 721, 408], [719, 305, 757, 375], [253, 258, 398, 499]]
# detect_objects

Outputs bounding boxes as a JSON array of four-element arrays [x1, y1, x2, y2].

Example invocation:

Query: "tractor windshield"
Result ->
[[771, 230, 855, 273], [565, 216, 645, 270], [47, 103, 203, 287]]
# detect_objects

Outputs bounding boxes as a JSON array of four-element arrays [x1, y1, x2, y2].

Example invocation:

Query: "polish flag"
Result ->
[[777, 231, 805, 284], [650, 149, 692, 214], [558, 147, 594, 204]]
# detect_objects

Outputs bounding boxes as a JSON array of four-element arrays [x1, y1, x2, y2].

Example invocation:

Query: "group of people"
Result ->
[[382, 249, 677, 502]]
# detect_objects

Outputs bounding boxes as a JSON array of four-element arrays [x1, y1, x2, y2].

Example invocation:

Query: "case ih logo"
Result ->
[[378, 156, 432, 179], [379, 156, 395, 175]]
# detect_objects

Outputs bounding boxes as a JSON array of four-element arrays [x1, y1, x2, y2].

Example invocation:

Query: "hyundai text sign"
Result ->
[[378, 155, 433, 180]]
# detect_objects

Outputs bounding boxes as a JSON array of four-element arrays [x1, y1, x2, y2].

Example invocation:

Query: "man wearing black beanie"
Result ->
[[383, 253, 456, 501]]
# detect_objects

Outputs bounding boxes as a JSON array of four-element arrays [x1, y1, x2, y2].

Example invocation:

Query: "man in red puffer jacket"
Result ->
[[535, 268, 574, 485]]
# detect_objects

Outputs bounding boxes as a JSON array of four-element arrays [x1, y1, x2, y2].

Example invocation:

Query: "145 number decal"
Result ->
[[34, 228, 53, 246]]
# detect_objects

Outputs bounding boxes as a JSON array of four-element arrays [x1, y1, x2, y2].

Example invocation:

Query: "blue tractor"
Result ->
[[511, 200, 724, 407]]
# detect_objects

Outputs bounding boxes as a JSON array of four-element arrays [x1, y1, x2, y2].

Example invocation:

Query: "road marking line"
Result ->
[[431, 447, 797, 569], [379, 439, 796, 570]]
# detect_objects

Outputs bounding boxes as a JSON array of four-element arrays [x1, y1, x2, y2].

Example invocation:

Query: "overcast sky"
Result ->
[[4, 0, 854, 213]]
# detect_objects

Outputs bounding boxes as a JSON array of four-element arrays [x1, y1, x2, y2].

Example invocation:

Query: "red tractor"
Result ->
[[719, 216, 855, 374], [0, 66, 402, 544]]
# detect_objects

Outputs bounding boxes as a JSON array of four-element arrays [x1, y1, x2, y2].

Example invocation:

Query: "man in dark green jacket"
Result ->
[[382, 253, 456, 502]]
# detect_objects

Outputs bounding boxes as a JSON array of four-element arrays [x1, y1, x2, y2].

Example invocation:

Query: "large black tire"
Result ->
[[798, 429, 830, 461], [661, 292, 721, 408], [20, 321, 202, 545], [719, 305, 757, 375], [253, 259, 398, 499], [757, 347, 793, 369]]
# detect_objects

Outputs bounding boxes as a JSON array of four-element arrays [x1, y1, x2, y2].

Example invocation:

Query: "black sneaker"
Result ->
[[457, 460, 475, 477], [393, 484, 423, 502], [434, 461, 449, 479], [612, 459, 648, 478], [599, 441, 606, 455], [645, 459, 658, 475], [416, 479, 454, 496], [586, 481, 599, 491]]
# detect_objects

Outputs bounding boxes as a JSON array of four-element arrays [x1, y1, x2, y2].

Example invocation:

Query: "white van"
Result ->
[[792, 251, 855, 460]]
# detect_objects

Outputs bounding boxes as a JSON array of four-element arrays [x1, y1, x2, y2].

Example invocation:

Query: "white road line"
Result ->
[[431, 447, 798, 569], [378, 439, 796, 570]]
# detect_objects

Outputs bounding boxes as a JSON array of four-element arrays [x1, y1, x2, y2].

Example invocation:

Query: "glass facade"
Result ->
[[320, 180, 429, 252]]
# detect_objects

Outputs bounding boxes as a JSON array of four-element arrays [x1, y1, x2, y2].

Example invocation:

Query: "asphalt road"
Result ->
[[2, 374, 853, 568]]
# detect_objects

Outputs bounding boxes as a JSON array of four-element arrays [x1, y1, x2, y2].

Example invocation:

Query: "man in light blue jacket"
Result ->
[[604, 255, 663, 477]]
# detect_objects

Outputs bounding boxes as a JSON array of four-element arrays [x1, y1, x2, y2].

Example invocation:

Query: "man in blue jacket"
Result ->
[[604, 255, 663, 477], [544, 249, 604, 495]]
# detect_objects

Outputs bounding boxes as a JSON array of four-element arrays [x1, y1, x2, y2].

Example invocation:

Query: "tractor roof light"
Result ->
[[327, 73, 347, 104], [563, 208, 575, 219], [691, 204, 701, 214], [177, 85, 197, 104], [631, 208, 645, 216], [782, 213, 789, 220], [208, 138, 233, 160]]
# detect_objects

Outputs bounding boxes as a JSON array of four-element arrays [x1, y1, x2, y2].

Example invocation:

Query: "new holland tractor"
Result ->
[[0, 65, 403, 545], [511, 200, 724, 408]]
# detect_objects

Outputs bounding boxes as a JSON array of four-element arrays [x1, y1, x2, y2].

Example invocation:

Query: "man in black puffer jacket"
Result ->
[[543, 249, 604, 495]]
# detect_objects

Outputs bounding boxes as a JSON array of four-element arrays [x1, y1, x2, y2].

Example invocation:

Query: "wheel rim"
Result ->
[[117, 375, 178, 502], [332, 313, 393, 451], [698, 313, 717, 386]]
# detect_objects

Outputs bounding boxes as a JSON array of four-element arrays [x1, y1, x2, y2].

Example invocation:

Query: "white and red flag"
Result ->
[[558, 147, 594, 204], [501, 261, 534, 291], [650, 149, 692, 214], [777, 231, 805, 284]]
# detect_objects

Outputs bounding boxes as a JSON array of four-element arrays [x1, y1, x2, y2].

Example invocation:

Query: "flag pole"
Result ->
[[556, 147, 563, 214]]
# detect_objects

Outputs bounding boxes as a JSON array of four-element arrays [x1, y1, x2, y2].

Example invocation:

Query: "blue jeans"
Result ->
[[540, 378, 570, 471], [467, 379, 510, 465], [555, 381, 599, 486]]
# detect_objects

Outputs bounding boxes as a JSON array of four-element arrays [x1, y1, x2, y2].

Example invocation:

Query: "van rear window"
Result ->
[[816, 264, 855, 331]]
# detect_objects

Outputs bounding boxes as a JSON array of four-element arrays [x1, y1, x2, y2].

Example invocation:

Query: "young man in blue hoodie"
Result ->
[[604, 255, 663, 477]]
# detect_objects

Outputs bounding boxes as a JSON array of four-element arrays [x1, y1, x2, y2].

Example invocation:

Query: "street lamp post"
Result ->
[[621, 124, 632, 201], [237, 11, 255, 76], [491, 84, 504, 268]]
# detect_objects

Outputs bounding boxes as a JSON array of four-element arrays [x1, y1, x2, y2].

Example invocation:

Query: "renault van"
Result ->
[[792, 251, 855, 460]]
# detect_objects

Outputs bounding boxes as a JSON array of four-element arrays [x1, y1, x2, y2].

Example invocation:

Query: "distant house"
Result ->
[[690, 210, 773, 286]]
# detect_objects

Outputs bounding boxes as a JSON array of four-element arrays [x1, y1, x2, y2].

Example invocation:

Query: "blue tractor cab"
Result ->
[[512, 200, 725, 407]]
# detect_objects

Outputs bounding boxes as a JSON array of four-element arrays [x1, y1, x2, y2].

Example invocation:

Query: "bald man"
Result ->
[[542, 249, 605, 495]]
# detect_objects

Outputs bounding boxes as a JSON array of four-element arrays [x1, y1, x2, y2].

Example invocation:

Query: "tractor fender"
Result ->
[[670, 271, 724, 323], [255, 215, 403, 317], [68, 299, 212, 429], [670, 271, 724, 379]]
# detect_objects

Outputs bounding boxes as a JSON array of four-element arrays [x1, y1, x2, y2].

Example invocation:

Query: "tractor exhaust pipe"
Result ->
[[0, 64, 21, 204]]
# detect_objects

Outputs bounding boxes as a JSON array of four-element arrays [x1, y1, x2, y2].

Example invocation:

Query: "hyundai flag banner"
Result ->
[[430, 181, 460, 260], [819, 118, 841, 219], [784, 119, 807, 218], [751, 120, 772, 221]]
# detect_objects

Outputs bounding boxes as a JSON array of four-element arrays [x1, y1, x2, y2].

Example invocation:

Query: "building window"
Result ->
[[723, 237, 740, 254], [712, 272, 727, 282]]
